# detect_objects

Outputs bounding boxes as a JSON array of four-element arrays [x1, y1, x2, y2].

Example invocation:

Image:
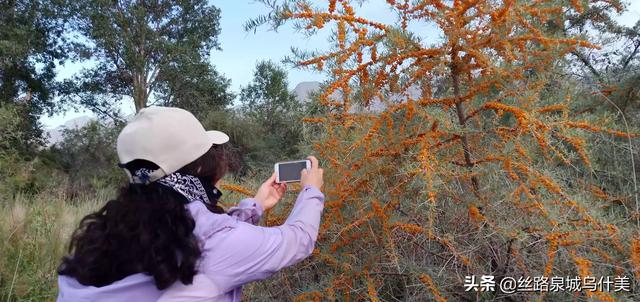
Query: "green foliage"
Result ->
[[199, 109, 258, 176], [158, 61, 234, 121], [198, 61, 308, 176], [0, 154, 63, 199], [0, 116, 125, 198], [1, 0, 69, 161], [0, 104, 63, 197], [60, 0, 230, 117], [237, 60, 304, 171], [44, 121, 125, 196], [0, 103, 43, 157], [0, 0, 68, 115]]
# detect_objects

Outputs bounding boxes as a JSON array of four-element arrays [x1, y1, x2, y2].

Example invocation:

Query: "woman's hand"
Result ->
[[253, 172, 287, 211], [301, 155, 324, 190]]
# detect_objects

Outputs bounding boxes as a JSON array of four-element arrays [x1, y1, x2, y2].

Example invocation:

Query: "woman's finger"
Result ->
[[307, 156, 318, 170], [266, 172, 277, 184]]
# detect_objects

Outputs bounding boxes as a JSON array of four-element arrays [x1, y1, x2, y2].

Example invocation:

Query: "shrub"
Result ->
[[44, 121, 125, 197], [247, 1, 640, 301]]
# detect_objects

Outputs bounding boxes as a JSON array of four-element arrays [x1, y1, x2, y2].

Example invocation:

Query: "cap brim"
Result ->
[[207, 130, 229, 145]]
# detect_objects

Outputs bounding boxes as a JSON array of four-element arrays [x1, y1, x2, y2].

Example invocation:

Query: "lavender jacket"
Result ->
[[57, 185, 325, 302]]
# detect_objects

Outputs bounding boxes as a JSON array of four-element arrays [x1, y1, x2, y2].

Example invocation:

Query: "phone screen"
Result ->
[[278, 161, 308, 182]]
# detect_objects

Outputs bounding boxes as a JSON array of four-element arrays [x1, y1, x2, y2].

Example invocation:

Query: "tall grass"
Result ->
[[0, 188, 105, 302]]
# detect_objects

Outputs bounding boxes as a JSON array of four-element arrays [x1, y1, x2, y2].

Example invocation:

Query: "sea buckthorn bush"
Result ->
[[245, 0, 640, 301]]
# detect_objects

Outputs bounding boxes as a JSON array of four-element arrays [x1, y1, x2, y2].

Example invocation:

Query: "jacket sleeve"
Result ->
[[198, 185, 324, 293], [227, 198, 264, 225]]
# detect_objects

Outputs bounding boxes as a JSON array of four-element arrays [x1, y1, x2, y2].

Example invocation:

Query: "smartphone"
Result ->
[[275, 159, 311, 183]]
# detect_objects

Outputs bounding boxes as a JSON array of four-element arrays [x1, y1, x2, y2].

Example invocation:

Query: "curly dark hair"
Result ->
[[58, 144, 238, 289]]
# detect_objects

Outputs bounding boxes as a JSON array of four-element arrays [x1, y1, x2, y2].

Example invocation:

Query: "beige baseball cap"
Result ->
[[117, 106, 229, 182]]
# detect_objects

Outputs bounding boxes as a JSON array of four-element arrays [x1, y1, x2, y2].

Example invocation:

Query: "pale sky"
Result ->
[[40, 1, 640, 128]]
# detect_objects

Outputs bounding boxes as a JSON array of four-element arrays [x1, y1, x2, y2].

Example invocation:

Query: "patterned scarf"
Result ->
[[132, 168, 222, 207]]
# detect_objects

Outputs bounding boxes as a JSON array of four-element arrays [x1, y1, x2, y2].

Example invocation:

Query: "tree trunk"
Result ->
[[451, 50, 480, 195], [133, 72, 148, 112]]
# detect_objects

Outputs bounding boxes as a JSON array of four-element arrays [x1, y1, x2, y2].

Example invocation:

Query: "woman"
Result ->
[[56, 106, 325, 301]]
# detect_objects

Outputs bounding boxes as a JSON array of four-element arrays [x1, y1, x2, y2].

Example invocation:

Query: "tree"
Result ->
[[238, 60, 303, 170], [247, 1, 639, 301], [61, 0, 232, 119], [0, 0, 68, 154], [0, 102, 43, 157], [157, 60, 234, 120]]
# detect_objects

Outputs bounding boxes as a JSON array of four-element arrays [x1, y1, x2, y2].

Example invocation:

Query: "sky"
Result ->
[[40, 0, 640, 129]]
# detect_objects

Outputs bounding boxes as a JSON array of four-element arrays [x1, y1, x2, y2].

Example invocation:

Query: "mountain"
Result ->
[[44, 116, 94, 146], [292, 81, 321, 102]]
